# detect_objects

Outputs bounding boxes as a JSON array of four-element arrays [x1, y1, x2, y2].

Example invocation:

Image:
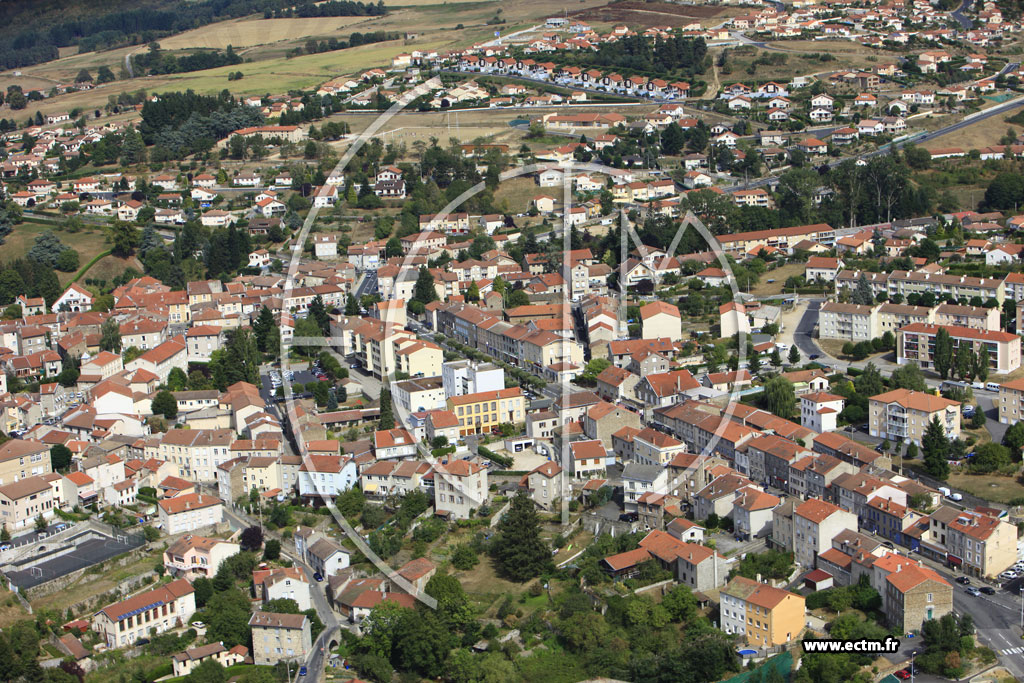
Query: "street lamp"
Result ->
[[910, 651, 915, 683]]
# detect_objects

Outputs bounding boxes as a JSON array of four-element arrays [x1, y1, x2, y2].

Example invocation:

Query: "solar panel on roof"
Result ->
[[118, 600, 164, 620]]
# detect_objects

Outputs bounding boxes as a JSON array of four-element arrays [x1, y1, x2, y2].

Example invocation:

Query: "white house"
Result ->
[[52, 283, 94, 313], [800, 391, 845, 433]]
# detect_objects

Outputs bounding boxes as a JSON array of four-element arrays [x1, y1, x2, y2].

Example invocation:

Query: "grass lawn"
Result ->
[[750, 261, 804, 297], [4, 222, 123, 286], [494, 176, 546, 214], [922, 106, 1020, 151], [946, 472, 1024, 504], [31, 546, 164, 614]]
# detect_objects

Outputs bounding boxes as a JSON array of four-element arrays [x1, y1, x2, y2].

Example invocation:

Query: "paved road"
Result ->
[[951, 0, 973, 29], [223, 505, 340, 682], [727, 93, 1024, 193]]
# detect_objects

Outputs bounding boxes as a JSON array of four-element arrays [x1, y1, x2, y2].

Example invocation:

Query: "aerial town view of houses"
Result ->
[[8, 0, 1024, 681]]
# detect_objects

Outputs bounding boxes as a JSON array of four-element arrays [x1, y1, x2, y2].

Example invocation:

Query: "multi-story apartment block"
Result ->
[[447, 388, 525, 437], [898, 323, 1020, 375], [818, 302, 877, 342], [998, 377, 1024, 424], [0, 439, 51, 486], [945, 508, 1017, 578], [720, 576, 805, 647], [793, 498, 858, 569], [0, 475, 56, 529], [249, 612, 312, 666], [157, 493, 224, 534], [155, 429, 235, 482], [434, 460, 487, 519], [868, 389, 960, 445]]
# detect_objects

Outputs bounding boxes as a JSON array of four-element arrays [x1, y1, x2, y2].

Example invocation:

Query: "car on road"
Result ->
[[809, 354, 820, 360], [965, 587, 981, 596], [980, 586, 996, 595], [299, 666, 307, 676], [191, 621, 205, 628], [313, 572, 324, 582], [0, 544, 10, 551], [881, 541, 894, 549], [955, 576, 971, 585]]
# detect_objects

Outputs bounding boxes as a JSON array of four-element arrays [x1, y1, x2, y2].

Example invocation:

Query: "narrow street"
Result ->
[[221, 504, 341, 682]]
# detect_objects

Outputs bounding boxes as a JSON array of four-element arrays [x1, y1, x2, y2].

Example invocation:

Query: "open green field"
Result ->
[[152, 38, 453, 96], [2, 221, 135, 286]]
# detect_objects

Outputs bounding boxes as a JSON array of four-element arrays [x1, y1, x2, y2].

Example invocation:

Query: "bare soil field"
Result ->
[[570, 1, 728, 28]]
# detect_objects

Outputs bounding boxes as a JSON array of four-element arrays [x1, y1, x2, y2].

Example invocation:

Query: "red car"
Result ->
[[894, 669, 912, 680]]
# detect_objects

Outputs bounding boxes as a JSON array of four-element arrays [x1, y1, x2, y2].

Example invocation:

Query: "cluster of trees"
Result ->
[[932, 328, 990, 384], [840, 333, 895, 361], [132, 44, 243, 76], [915, 613, 978, 679], [805, 576, 882, 613], [293, 30, 398, 57], [0, 257, 62, 309], [0, 0, 386, 71], [554, 34, 708, 77], [207, 328, 261, 391], [26, 232, 80, 272], [138, 90, 265, 160], [367, 489, 431, 558], [730, 550, 794, 581]]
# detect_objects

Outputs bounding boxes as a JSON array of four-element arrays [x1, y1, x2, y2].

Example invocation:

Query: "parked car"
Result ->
[[618, 512, 639, 523], [955, 576, 971, 585], [313, 572, 324, 582], [980, 586, 996, 595], [894, 670, 911, 680], [966, 586, 981, 596]]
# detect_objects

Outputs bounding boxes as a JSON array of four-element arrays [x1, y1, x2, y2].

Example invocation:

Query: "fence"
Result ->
[[720, 651, 793, 683]]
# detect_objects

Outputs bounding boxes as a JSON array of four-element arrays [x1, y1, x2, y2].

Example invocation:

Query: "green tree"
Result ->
[[99, 317, 122, 353], [761, 376, 796, 419], [507, 289, 530, 308], [49, 444, 72, 472], [152, 390, 178, 419], [922, 416, 950, 480], [167, 367, 188, 392], [186, 659, 226, 683], [954, 343, 976, 382], [28, 232, 67, 268], [852, 272, 874, 305], [75, 69, 93, 83], [34, 514, 46, 531], [855, 362, 885, 397], [933, 327, 953, 380], [969, 443, 1011, 474], [412, 266, 438, 305], [492, 490, 550, 582], [788, 345, 800, 364], [425, 572, 473, 629], [204, 584, 252, 647], [891, 362, 927, 392], [308, 294, 330, 335], [1003, 421, 1024, 457], [253, 305, 276, 352], [378, 387, 394, 429], [55, 249, 79, 272], [451, 543, 478, 570]]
